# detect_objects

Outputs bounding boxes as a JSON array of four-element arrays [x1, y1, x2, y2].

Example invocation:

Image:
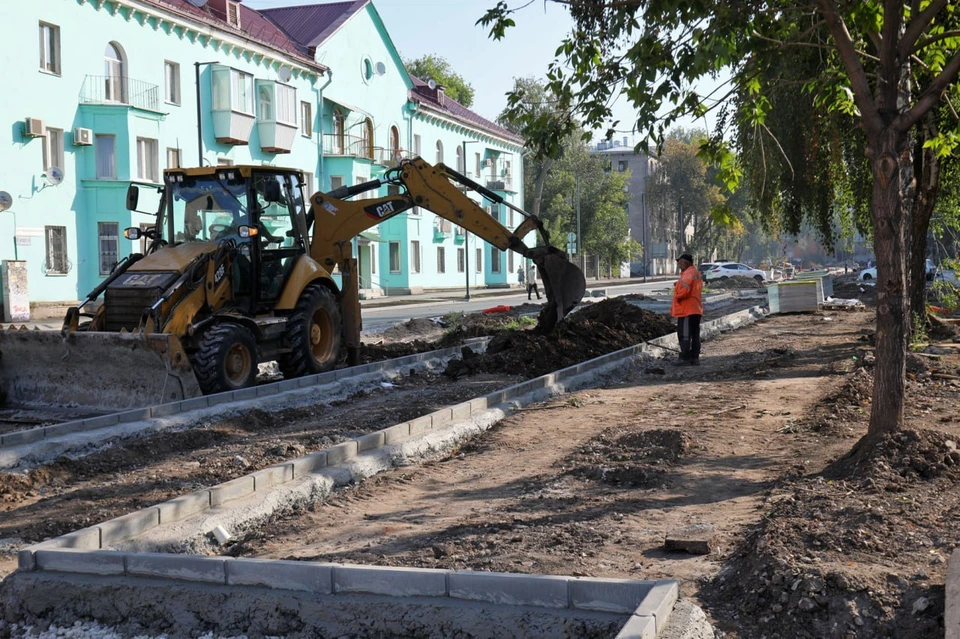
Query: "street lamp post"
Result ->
[[641, 192, 647, 283], [194, 61, 220, 166], [461, 139, 479, 300]]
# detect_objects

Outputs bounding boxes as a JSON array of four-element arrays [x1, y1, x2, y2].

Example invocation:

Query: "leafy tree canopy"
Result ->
[[403, 54, 476, 108]]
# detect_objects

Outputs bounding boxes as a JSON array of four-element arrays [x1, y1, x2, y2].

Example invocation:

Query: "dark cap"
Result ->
[[677, 254, 694, 263]]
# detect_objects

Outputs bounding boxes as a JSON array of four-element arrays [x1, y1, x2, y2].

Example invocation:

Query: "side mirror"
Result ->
[[237, 225, 259, 239], [126, 185, 140, 211], [124, 227, 142, 240], [263, 180, 282, 203]]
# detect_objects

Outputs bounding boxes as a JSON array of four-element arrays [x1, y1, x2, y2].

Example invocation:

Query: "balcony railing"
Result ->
[[79, 75, 161, 111], [486, 176, 514, 192], [322, 134, 409, 166]]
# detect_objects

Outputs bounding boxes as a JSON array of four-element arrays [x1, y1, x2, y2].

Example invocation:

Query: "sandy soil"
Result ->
[[227, 310, 960, 638]]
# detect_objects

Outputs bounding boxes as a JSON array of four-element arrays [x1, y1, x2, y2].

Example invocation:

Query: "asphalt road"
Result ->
[[359, 279, 676, 333]]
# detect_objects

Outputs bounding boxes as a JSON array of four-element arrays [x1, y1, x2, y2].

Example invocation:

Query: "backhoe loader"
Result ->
[[0, 158, 585, 411]]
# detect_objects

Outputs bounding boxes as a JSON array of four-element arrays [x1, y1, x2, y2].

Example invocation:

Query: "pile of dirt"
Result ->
[[356, 340, 436, 363], [705, 428, 960, 639], [380, 317, 443, 343], [833, 275, 879, 305], [707, 275, 764, 289], [563, 428, 694, 487], [928, 315, 960, 342], [800, 366, 873, 436], [444, 299, 675, 379]]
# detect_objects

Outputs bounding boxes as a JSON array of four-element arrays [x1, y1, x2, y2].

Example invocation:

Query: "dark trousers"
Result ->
[[527, 283, 540, 299], [677, 314, 702, 360]]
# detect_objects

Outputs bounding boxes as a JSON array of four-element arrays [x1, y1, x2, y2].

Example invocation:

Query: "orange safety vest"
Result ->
[[671, 265, 704, 317]]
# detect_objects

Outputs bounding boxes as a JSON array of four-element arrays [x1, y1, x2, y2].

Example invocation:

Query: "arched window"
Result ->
[[456, 145, 464, 172], [389, 126, 400, 160], [104, 42, 126, 102], [258, 86, 273, 121], [435, 140, 443, 165], [332, 109, 344, 154], [362, 118, 374, 159]]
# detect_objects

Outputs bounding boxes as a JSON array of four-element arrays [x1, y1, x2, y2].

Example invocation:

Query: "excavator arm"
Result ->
[[306, 157, 586, 335]]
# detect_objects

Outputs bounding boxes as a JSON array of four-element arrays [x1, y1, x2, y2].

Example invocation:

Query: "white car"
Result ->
[[704, 262, 766, 282], [859, 259, 937, 281]]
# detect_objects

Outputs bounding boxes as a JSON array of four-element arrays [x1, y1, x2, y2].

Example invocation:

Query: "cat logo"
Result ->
[[364, 198, 406, 220]]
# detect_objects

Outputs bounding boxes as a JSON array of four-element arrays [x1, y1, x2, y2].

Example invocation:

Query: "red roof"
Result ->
[[409, 75, 523, 145], [141, 0, 325, 71], [260, 1, 368, 49]]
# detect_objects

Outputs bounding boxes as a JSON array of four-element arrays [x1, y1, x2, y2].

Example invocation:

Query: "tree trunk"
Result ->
[[908, 116, 940, 324], [867, 127, 912, 437]]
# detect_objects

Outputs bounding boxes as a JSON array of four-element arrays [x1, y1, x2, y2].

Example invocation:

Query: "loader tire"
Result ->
[[193, 323, 259, 395], [279, 283, 342, 379]]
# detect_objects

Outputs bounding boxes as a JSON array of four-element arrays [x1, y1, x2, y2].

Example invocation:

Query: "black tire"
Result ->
[[193, 323, 259, 394], [279, 283, 342, 378], [862, 273, 873, 281], [754, 274, 764, 283], [720, 276, 729, 281]]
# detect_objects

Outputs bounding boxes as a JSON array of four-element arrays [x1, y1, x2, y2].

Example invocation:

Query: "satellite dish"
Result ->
[[186, 0, 208, 7], [278, 66, 292, 82], [427, 79, 437, 90], [44, 167, 64, 186], [0, 191, 11, 212], [375, 62, 386, 76]]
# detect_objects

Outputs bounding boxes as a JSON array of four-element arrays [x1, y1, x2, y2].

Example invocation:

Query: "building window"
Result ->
[[476, 248, 482, 272], [232, 70, 254, 114], [330, 175, 344, 190], [302, 171, 314, 196], [98, 222, 119, 276], [457, 248, 465, 273], [104, 42, 126, 103], [435, 140, 443, 164], [389, 126, 400, 161], [137, 137, 159, 183], [43, 128, 64, 172], [166, 147, 181, 169], [44, 226, 68, 275], [475, 152, 481, 177], [276, 84, 296, 124], [456, 145, 463, 172], [226, 0, 241, 28], [95, 134, 116, 179], [371, 245, 377, 274], [437, 247, 445, 274], [508, 249, 514, 275], [492, 249, 501, 273], [332, 109, 345, 153], [410, 240, 421, 274], [618, 160, 628, 172], [389, 242, 401, 273], [301, 101, 312, 137], [413, 134, 421, 156], [361, 118, 374, 159], [258, 85, 273, 120], [164, 61, 180, 105], [39, 22, 60, 75]]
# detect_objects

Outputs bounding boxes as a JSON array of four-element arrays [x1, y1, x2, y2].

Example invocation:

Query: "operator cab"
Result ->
[[124, 166, 312, 313]]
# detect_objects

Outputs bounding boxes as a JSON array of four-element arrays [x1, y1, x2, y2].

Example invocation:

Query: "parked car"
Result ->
[[704, 262, 766, 282], [860, 259, 937, 282], [698, 263, 717, 278]]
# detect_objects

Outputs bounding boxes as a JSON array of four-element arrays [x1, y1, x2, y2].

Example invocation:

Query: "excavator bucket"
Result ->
[[0, 329, 202, 412], [534, 250, 587, 333]]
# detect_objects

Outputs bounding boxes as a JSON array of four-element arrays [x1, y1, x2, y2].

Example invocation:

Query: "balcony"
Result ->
[[79, 76, 161, 112], [322, 135, 408, 166], [486, 176, 515, 192]]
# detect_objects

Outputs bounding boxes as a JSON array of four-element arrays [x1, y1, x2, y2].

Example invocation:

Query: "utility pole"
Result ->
[[677, 194, 685, 256], [641, 192, 646, 283], [194, 61, 220, 166], [576, 174, 582, 272]]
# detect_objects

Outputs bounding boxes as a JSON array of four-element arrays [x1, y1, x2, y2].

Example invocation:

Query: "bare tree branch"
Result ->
[[912, 29, 960, 55]]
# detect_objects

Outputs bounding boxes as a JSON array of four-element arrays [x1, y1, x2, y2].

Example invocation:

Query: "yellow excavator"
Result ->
[[0, 158, 585, 411]]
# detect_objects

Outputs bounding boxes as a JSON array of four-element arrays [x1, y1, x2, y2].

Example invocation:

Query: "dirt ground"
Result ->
[[227, 309, 960, 639]]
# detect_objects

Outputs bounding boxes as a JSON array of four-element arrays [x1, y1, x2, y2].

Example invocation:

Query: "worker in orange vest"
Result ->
[[671, 253, 704, 365]]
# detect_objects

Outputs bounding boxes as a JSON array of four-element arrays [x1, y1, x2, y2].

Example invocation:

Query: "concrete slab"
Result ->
[[252, 464, 294, 491], [408, 415, 432, 436], [226, 558, 333, 593], [150, 402, 182, 418], [209, 476, 255, 508], [79, 414, 121, 431], [333, 564, 448, 597], [1, 428, 43, 447], [291, 450, 327, 477], [448, 571, 569, 608], [98, 508, 160, 546], [355, 431, 385, 452], [571, 578, 655, 614], [56, 527, 102, 550], [324, 440, 357, 466], [158, 491, 211, 524], [632, 579, 679, 632], [36, 549, 125, 575], [125, 552, 226, 584], [614, 613, 658, 639]]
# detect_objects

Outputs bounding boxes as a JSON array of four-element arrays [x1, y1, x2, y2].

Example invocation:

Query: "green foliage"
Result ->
[[403, 54, 475, 107], [502, 316, 537, 331], [910, 312, 929, 350]]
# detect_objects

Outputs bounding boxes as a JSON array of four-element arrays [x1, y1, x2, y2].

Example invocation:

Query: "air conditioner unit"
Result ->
[[24, 118, 45, 138], [73, 127, 93, 146]]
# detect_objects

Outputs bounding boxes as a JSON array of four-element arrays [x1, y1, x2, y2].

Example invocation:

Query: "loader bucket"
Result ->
[[534, 251, 587, 333], [0, 329, 202, 412]]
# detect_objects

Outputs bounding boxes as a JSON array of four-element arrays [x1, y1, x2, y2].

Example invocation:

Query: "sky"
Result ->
[[245, 0, 718, 145]]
